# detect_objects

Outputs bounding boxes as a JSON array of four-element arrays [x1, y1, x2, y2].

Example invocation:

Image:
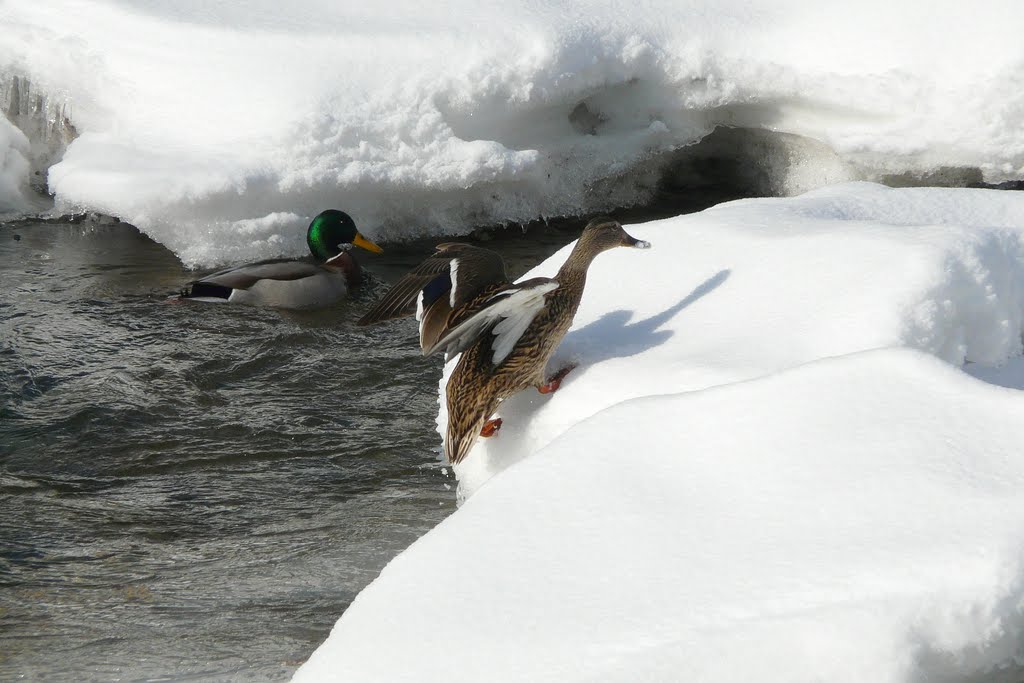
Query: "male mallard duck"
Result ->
[[180, 209, 383, 309], [358, 217, 650, 463]]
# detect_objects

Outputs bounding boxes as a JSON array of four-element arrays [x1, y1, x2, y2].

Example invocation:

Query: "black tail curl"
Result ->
[[180, 281, 232, 300]]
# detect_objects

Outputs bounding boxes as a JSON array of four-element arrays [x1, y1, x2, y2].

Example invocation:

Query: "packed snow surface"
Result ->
[[295, 184, 1024, 683], [2, 2, 1024, 265]]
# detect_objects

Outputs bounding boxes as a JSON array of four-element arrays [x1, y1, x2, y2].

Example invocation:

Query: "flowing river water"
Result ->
[[0, 214, 600, 682]]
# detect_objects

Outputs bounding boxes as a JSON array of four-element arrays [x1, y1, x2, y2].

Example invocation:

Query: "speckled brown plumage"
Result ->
[[442, 218, 650, 463], [357, 216, 650, 463]]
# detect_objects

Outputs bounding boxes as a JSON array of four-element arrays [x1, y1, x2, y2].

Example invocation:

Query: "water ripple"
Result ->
[[0, 219, 570, 682]]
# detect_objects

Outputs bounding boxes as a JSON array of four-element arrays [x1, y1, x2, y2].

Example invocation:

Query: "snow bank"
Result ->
[[295, 184, 1024, 683], [298, 349, 1024, 683], [447, 182, 1024, 495], [2, 2, 1024, 265]]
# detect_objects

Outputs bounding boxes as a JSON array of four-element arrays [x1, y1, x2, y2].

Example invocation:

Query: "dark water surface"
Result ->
[[0, 218, 577, 682]]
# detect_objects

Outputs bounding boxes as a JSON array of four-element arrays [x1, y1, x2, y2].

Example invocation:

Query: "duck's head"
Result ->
[[577, 216, 651, 253], [307, 210, 384, 261]]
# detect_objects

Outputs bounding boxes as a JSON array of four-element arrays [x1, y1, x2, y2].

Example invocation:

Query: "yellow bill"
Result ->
[[353, 233, 384, 254]]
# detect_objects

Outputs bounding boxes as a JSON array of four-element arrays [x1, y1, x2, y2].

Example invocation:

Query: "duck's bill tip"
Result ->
[[353, 233, 384, 254], [623, 235, 651, 249]]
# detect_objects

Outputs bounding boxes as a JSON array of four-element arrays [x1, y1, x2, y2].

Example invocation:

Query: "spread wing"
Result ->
[[357, 243, 511, 353], [194, 259, 321, 291], [424, 277, 559, 365]]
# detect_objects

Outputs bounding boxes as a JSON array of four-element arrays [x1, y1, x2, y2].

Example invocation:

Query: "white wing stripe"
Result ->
[[491, 303, 542, 365], [416, 290, 426, 340], [448, 258, 460, 307], [482, 282, 558, 365]]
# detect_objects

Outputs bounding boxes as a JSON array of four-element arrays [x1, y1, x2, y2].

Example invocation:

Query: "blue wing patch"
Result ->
[[421, 273, 451, 310]]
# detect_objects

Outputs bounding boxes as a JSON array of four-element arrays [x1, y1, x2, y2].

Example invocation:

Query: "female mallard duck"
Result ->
[[358, 216, 650, 463], [181, 209, 383, 309]]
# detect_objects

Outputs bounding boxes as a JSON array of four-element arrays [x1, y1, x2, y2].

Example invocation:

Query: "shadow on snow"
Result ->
[[559, 268, 731, 366]]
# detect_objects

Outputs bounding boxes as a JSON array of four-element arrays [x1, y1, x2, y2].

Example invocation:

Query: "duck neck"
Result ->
[[325, 252, 362, 287], [555, 239, 601, 294]]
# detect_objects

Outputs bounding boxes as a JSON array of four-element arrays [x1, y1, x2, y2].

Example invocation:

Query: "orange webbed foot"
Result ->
[[537, 363, 578, 394], [480, 418, 503, 437]]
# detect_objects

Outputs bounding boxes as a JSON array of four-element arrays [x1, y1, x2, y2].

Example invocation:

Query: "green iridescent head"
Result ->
[[306, 209, 383, 261]]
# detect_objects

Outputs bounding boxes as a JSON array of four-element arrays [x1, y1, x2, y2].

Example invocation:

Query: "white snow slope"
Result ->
[[2, 2, 1024, 265], [294, 183, 1024, 683]]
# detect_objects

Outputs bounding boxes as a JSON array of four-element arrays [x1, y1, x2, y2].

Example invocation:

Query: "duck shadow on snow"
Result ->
[[475, 269, 731, 471], [560, 268, 731, 366]]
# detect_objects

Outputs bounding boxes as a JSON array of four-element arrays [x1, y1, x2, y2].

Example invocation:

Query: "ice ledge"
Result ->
[[4, 0, 1024, 264]]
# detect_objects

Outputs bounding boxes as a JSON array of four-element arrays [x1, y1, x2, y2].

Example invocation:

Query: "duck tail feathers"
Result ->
[[445, 418, 483, 465], [444, 380, 500, 465], [180, 281, 233, 301]]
